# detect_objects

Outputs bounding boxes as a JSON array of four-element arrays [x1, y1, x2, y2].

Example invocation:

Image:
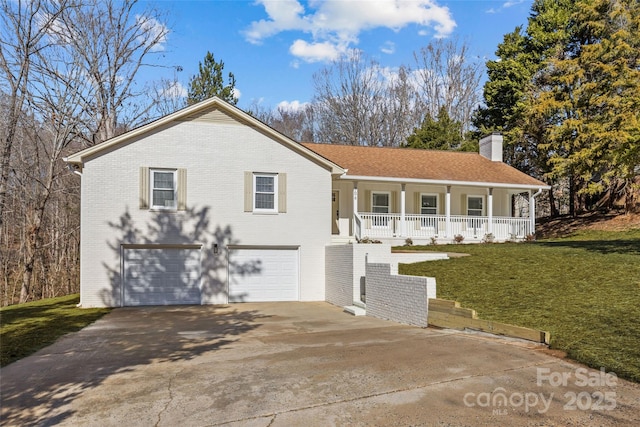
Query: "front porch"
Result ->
[[354, 213, 532, 243]]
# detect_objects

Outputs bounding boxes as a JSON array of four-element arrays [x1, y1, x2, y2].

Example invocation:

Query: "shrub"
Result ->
[[453, 234, 465, 244], [358, 236, 382, 244], [482, 233, 495, 243], [404, 237, 413, 246]]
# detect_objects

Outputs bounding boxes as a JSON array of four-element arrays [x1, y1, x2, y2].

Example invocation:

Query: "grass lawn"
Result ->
[[398, 229, 640, 383], [0, 294, 110, 367]]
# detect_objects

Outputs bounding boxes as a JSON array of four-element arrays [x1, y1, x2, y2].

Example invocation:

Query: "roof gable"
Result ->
[[302, 143, 548, 189], [175, 106, 245, 126], [64, 97, 343, 174]]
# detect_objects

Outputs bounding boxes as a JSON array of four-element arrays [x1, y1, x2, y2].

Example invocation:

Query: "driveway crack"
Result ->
[[155, 368, 184, 427], [209, 359, 560, 426]]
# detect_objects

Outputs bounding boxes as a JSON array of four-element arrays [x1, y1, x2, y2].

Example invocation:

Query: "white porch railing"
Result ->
[[355, 213, 532, 242]]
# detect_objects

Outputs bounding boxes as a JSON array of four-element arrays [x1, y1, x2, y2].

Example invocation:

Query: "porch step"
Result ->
[[344, 305, 366, 316], [353, 300, 366, 309]]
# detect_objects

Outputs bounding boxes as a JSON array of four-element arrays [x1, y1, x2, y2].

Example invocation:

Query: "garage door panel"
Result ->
[[229, 248, 299, 302], [124, 247, 201, 306]]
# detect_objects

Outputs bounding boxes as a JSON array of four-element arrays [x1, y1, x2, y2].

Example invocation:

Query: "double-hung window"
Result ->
[[254, 173, 278, 213], [420, 194, 438, 228], [420, 194, 438, 215], [467, 196, 484, 216], [244, 171, 286, 214], [151, 169, 177, 210], [371, 192, 390, 214], [371, 192, 390, 227]]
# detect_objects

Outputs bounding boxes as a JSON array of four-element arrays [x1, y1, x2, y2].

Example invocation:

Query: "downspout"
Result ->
[[65, 161, 83, 177], [529, 188, 543, 237]]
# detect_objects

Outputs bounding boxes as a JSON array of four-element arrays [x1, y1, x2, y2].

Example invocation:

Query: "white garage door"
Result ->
[[229, 248, 299, 302], [124, 246, 201, 306]]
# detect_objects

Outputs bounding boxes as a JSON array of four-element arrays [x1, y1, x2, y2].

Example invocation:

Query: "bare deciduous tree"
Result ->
[[247, 101, 316, 142], [313, 51, 424, 147], [0, 0, 67, 228], [313, 51, 382, 145], [51, 0, 170, 144], [413, 37, 483, 133], [0, 0, 173, 305]]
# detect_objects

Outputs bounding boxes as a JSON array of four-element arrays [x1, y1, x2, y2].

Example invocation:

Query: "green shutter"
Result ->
[[364, 190, 371, 211], [177, 168, 187, 211], [278, 173, 287, 213], [244, 171, 253, 212], [140, 167, 149, 209], [415, 192, 421, 214]]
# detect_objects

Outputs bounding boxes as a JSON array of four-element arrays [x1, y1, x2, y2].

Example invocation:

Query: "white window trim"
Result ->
[[420, 193, 439, 215], [253, 173, 278, 213], [467, 195, 485, 216], [371, 191, 390, 214], [150, 169, 177, 211], [370, 191, 391, 228]]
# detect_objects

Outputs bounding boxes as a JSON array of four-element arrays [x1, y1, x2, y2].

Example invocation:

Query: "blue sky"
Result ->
[[145, 0, 534, 111]]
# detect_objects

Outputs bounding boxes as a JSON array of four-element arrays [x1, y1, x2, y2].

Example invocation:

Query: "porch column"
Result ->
[[445, 185, 451, 237], [488, 188, 494, 234], [400, 183, 406, 237], [529, 189, 535, 236], [353, 182, 359, 236]]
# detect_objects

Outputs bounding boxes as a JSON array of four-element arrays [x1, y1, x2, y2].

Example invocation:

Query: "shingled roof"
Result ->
[[302, 143, 547, 189]]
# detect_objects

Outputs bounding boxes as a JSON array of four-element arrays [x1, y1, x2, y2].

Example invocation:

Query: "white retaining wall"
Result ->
[[365, 263, 436, 327], [326, 244, 438, 327], [325, 244, 393, 306], [325, 245, 354, 307]]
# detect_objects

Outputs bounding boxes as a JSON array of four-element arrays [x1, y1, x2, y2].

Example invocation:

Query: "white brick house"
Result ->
[[65, 97, 548, 307], [65, 98, 343, 307]]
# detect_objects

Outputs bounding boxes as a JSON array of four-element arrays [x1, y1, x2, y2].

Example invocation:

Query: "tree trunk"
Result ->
[[548, 187, 559, 217], [626, 178, 638, 213], [18, 160, 55, 303], [19, 262, 33, 303], [0, 97, 21, 228], [569, 176, 576, 217]]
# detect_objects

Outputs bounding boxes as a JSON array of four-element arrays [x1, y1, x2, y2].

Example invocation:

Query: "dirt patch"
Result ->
[[537, 211, 640, 238], [446, 252, 470, 258]]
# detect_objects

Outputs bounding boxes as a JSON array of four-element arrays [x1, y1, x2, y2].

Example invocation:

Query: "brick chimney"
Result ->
[[479, 132, 503, 162]]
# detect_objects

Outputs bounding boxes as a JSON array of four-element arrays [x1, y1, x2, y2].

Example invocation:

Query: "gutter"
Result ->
[[340, 174, 551, 191]]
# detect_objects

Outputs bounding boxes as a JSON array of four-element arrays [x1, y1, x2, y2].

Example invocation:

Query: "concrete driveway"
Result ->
[[1, 302, 639, 426]]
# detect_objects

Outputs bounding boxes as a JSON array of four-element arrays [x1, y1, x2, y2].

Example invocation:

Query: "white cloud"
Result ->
[[245, 0, 456, 62], [289, 39, 343, 63], [503, 0, 526, 8], [136, 15, 168, 52], [381, 41, 395, 54], [277, 100, 309, 111], [160, 81, 187, 99], [486, 0, 525, 14]]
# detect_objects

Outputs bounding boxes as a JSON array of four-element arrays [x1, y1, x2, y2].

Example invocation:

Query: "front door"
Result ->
[[332, 191, 339, 234]]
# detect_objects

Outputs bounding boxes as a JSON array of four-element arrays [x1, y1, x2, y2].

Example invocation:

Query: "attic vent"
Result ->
[[178, 108, 241, 125]]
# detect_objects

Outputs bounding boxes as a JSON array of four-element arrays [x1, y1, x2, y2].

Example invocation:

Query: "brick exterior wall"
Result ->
[[79, 116, 332, 307], [365, 263, 436, 327], [325, 245, 354, 307], [325, 244, 392, 306]]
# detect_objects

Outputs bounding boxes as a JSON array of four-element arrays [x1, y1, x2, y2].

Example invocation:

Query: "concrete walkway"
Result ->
[[1, 302, 639, 426]]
